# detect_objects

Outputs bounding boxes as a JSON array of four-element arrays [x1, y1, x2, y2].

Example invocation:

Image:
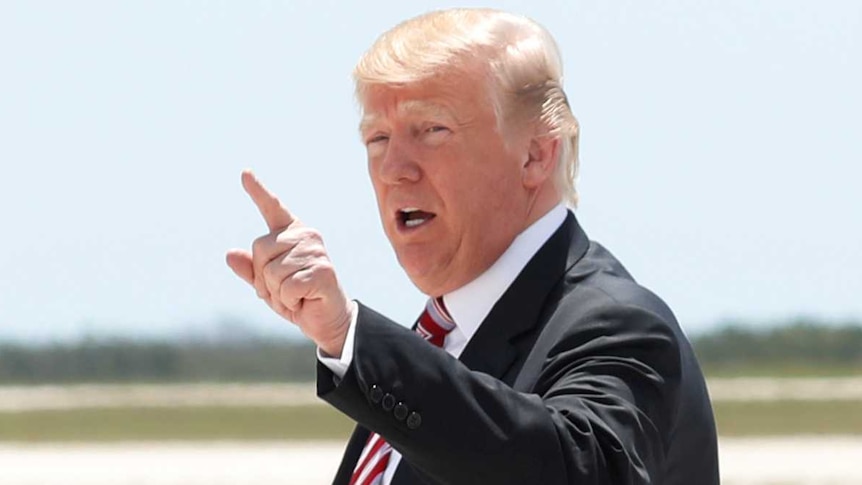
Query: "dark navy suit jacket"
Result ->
[[318, 212, 720, 484]]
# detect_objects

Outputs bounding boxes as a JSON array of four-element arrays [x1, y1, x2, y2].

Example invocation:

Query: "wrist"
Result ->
[[317, 300, 355, 358]]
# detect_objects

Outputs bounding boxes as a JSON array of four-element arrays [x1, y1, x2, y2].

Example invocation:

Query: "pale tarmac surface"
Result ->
[[1, 437, 860, 484], [3, 378, 862, 411]]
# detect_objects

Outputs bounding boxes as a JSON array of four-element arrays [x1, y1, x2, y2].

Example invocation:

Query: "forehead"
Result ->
[[358, 73, 493, 130]]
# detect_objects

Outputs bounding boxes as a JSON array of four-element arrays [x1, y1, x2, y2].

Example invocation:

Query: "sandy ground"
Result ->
[[0, 437, 860, 484], [0, 383, 321, 412]]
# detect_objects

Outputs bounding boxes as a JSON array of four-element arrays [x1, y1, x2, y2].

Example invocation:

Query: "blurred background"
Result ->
[[1, 0, 860, 483]]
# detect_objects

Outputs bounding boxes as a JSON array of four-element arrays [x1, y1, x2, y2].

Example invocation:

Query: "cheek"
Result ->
[[367, 155, 385, 189], [367, 174, 389, 221], [469, 157, 521, 199], [366, 155, 380, 182]]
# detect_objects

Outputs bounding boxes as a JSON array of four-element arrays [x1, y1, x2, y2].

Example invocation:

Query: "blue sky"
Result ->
[[1, 1, 860, 342]]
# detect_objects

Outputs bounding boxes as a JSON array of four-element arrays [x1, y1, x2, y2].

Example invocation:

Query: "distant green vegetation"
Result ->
[[692, 320, 862, 376], [0, 338, 318, 384], [0, 319, 860, 383]]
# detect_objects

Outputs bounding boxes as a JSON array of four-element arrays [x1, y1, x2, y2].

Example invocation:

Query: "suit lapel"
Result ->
[[457, 211, 588, 382]]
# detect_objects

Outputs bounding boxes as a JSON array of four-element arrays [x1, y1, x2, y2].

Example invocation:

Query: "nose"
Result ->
[[375, 135, 421, 185]]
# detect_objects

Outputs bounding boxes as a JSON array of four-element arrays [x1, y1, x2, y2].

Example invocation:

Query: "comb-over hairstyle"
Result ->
[[354, 8, 581, 206]]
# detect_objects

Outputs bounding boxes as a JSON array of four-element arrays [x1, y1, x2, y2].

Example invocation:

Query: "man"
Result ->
[[227, 8, 719, 485]]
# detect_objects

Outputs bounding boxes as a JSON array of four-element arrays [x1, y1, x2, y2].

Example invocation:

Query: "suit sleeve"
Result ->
[[317, 300, 682, 485]]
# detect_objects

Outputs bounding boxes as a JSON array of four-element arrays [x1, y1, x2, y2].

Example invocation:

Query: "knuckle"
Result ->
[[255, 280, 271, 299], [298, 268, 318, 284], [296, 227, 324, 243], [262, 266, 281, 291], [304, 261, 334, 285], [281, 267, 312, 290], [310, 245, 329, 258], [279, 282, 297, 304], [251, 234, 271, 255], [269, 297, 285, 313], [285, 271, 308, 289], [313, 259, 335, 277], [261, 260, 277, 281], [280, 272, 303, 296], [275, 230, 298, 247]]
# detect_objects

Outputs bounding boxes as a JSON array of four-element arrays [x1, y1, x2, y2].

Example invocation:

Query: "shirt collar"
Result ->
[[442, 204, 568, 346]]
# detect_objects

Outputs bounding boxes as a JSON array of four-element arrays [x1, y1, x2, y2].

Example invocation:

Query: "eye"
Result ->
[[366, 134, 389, 146], [421, 124, 451, 146]]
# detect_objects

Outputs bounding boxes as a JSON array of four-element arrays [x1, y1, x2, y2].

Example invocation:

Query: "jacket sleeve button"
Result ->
[[369, 385, 383, 404], [394, 402, 409, 421], [381, 393, 396, 411], [406, 411, 422, 430]]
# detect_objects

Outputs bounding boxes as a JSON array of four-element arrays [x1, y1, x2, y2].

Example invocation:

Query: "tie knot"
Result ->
[[416, 297, 455, 348]]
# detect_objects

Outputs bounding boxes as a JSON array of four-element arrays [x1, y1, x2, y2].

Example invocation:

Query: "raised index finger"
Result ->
[[241, 169, 296, 231]]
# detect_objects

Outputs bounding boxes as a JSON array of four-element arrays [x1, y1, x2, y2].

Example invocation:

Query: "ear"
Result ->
[[521, 135, 560, 189]]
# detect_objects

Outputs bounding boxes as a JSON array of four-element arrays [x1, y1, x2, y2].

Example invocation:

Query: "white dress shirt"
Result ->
[[318, 203, 567, 484]]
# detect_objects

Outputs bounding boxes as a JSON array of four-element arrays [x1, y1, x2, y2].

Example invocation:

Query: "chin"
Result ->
[[408, 279, 436, 296], [399, 263, 443, 297], [395, 248, 456, 297], [401, 267, 435, 294]]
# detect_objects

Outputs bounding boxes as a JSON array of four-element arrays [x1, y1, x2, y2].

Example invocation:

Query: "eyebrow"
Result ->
[[359, 100, 456, 134], [359, 113, 380, 135]]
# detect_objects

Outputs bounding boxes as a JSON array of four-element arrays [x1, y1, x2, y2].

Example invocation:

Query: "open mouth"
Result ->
[[398, 207, 436, 229]]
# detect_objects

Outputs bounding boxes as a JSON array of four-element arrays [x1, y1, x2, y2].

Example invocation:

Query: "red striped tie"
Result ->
[[349, 297, 455, 485]]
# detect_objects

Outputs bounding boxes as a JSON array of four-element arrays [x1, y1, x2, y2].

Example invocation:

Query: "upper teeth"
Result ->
[[401, 208, 428, 228]]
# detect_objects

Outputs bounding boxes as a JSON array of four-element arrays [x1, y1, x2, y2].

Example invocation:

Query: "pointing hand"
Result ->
[[226, 170, 353, 357]]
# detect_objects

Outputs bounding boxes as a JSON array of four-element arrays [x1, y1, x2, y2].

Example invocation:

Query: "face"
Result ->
[[360, 70, 535, 296]]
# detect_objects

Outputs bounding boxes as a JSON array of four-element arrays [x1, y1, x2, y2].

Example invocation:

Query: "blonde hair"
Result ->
[[354, 8, 581, 206]]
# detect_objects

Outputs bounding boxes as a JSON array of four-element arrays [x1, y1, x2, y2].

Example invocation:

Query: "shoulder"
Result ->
[[556, 240, 679, 330], [531, 239, 687, 388]]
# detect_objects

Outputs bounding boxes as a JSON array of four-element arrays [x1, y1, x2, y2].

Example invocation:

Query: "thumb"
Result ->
[[225, 249, 255, 286]]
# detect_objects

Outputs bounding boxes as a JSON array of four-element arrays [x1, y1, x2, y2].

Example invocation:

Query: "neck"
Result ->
[[521, 185, 562, 231]]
